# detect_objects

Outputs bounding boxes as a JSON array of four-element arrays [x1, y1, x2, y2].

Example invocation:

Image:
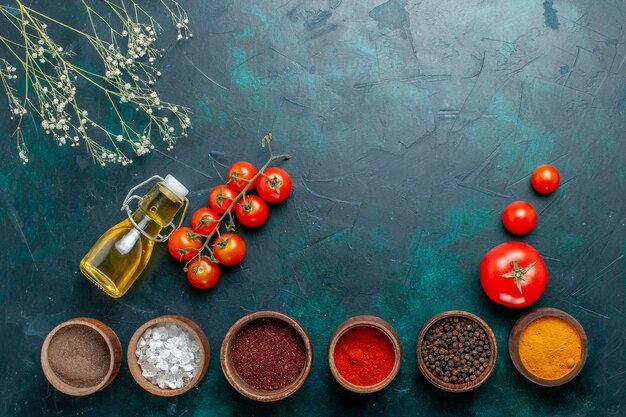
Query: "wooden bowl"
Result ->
[[509, 307, 588, 387], [328, 315, 402, 394], [127, 315, 210, 396], [416, 311, 498, 393], [41, 318, 122, 396], [220, 310, 313, 402]]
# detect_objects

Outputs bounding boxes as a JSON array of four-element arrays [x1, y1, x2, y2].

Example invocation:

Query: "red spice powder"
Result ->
[[231, 318, 306, 391], [333, 325, 395, 386]]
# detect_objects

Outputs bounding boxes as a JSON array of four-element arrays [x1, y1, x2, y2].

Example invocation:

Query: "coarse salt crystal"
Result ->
[[136, 322, 201, 390]]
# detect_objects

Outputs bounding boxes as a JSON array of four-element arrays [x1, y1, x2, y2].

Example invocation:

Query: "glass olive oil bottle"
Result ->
[[80, 175, 188, 298]]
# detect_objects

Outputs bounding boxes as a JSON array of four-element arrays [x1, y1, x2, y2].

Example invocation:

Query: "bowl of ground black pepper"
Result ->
[[416, 311, 498, 392], [220, 310, 313, 402], [41, 318, 122, 396], [328, 315, 403, 394]]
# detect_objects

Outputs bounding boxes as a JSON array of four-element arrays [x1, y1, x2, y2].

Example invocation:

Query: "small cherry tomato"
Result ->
[[256, 167, 292, 203], [212, 233, 246, 266], [531, 164, 560, 194], [186, 256, 220, 289], [480, 241, 548, 308], [209, 184, 237, 214], [191, 207, 219, 235], [502, 201, 537, 235], [167, 227, 202, 261], [228, 161, 258, 191], [236, 195, 269, 228]]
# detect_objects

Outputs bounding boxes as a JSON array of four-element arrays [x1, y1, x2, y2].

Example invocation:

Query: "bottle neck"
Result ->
[[131, 210, 163, 239]]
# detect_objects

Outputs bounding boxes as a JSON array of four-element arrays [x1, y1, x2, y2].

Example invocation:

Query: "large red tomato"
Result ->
[[480, 242, 548, 308]]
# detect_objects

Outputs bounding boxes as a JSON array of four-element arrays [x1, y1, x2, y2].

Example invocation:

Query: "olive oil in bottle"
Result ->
[[80, 175, 188, 298]]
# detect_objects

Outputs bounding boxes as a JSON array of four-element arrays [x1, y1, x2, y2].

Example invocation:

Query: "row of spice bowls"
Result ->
[[41, 308, 587, 400]]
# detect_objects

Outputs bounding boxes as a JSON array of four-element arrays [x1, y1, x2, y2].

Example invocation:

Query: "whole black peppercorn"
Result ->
[[420, 316, 493, 386]]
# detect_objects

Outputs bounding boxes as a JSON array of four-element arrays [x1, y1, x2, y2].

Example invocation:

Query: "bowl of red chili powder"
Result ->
[[328, 315, 402, 393], [220, 310, 313, 402]]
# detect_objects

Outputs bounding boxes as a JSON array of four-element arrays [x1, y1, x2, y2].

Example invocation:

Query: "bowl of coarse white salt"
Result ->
[[127, 315, 210, 396]]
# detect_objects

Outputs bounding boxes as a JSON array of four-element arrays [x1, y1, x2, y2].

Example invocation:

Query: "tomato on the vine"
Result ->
[[168, 227, 203, 261], [531, 164, 560, 194], [502, 201, 537, 235], [236, 195, 269, 228], [228, 161, 258, 191], [212, 233, 246, 266], [191, 207, 219, 235], [186, 256, 220, 289], [256, 167, 292, 203], [480, 241, 548, 308], [209, 184, 237, 214]]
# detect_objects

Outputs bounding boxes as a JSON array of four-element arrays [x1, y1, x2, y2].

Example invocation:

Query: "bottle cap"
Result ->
[[164, 174, 189, 199]]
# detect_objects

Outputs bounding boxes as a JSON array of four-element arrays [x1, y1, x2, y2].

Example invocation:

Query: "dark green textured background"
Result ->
[[1, 0, 625, 416]]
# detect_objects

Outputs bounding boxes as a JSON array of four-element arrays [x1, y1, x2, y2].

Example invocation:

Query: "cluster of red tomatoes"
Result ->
[[480, 164, 560, 308], [166, 161, 292, 289]]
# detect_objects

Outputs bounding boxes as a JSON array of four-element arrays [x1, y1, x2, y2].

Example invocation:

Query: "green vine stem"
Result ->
[[183, 134, 290, 270]]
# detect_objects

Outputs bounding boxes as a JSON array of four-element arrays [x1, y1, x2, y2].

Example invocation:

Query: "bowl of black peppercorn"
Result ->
[[416, 311, 498, 392]]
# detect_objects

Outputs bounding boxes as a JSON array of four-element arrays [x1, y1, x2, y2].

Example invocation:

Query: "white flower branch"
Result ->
[[0, 0, 192, 166]]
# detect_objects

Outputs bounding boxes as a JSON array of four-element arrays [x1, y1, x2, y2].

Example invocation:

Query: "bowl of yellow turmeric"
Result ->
[[509, 307, 587, 387]]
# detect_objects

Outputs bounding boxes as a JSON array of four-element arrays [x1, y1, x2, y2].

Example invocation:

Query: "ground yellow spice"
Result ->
[[518, 316, 582, 380]]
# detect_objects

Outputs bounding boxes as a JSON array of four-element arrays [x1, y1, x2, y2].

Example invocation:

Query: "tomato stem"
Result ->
[[186, 133, 290, 265], [499, 260, 536, 294]]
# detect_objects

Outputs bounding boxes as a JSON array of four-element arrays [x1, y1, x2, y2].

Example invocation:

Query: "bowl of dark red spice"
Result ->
[[328, 315, 402, 394], [220, 310, 313, 402], [41, 318, 122, 396], [416, 310, 498, 393], [127, 315, 210, 397]]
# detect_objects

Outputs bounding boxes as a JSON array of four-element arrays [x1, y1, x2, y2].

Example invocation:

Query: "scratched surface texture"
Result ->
[[1, 0, 625, 416]]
